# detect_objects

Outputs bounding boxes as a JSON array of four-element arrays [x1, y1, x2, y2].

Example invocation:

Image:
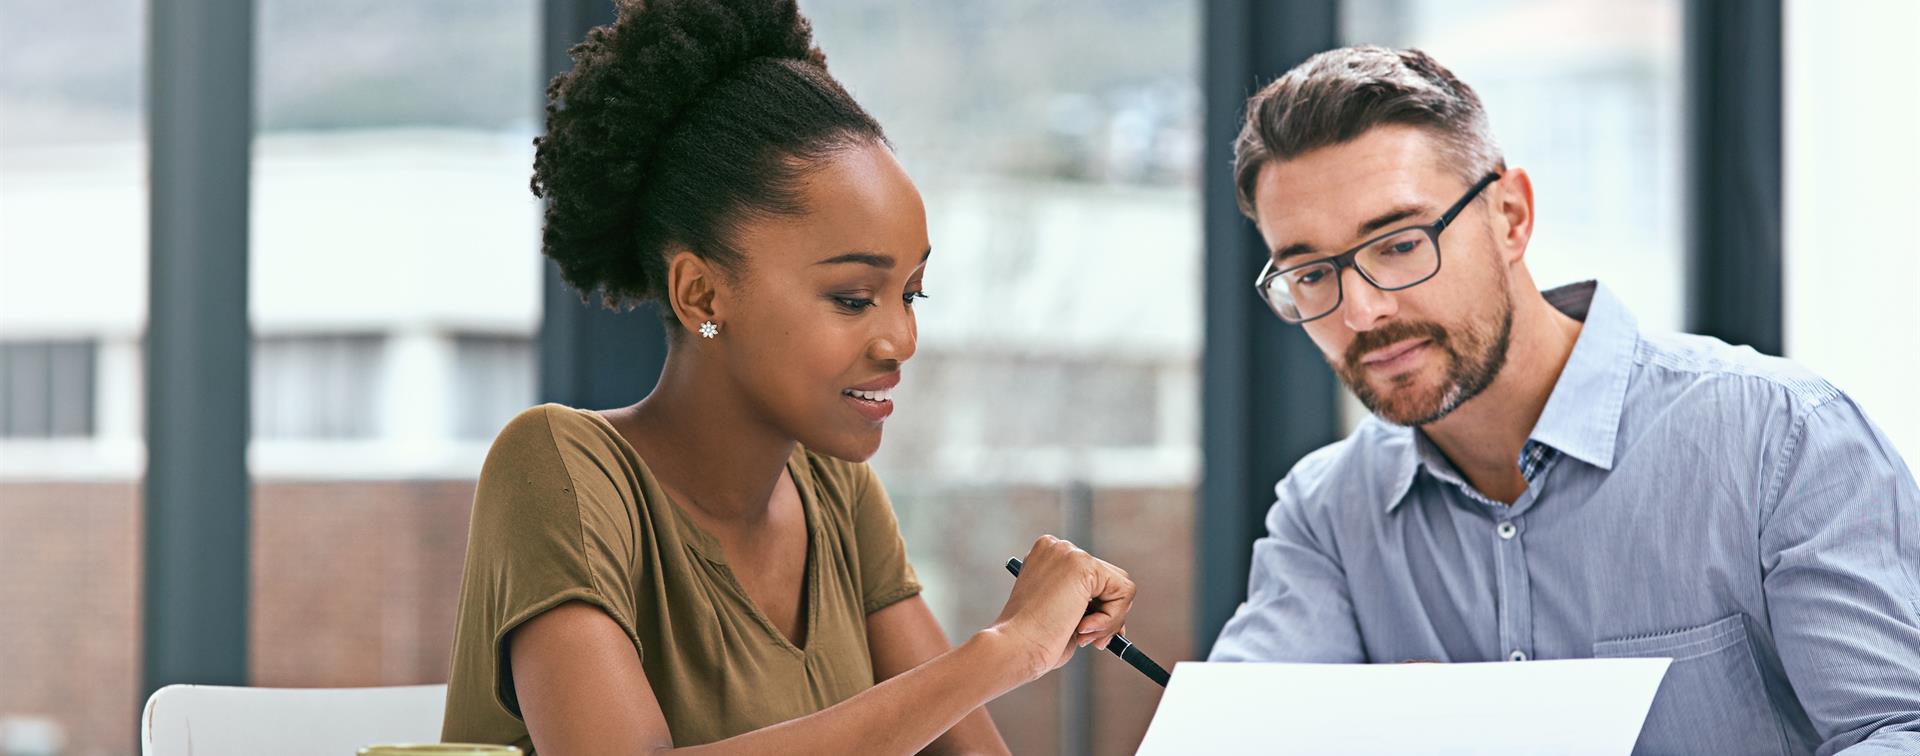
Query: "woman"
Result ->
[[439, 1, 1137, 753]]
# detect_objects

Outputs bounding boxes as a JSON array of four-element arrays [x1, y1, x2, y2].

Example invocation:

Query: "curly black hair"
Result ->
[[532, 0, 886, 311]]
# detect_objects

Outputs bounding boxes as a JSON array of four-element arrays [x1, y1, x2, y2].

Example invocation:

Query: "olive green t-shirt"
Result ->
[[441, 404, 923, 751]]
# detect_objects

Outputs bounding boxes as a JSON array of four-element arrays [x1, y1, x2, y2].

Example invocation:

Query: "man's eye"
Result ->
[[1293, 269, 1327, 286]]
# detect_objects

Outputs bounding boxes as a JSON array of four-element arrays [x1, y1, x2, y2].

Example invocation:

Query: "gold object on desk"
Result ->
[[359, 745, 521, 755]]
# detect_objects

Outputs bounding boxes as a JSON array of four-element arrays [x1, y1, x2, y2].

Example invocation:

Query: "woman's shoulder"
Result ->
[[486, 403, 626, 463], [468, 405, 657, 565], [478, 404, 640, 499]]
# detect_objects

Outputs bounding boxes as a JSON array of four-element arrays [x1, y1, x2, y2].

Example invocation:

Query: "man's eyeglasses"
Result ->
[[1254, 172, 1502, 324]]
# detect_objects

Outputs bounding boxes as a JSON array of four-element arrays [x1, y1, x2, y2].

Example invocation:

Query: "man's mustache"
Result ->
[[1343, 321, 1452, 372]]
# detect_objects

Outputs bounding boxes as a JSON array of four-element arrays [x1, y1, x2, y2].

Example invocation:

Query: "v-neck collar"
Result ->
[[582, 408, 823, 656]]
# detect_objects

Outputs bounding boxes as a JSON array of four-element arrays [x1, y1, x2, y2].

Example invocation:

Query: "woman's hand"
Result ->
[[986, 535, 1136, 681]]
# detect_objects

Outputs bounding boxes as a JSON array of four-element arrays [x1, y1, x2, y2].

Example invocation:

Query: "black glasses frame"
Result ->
[[1255, 171, 1503, 324]]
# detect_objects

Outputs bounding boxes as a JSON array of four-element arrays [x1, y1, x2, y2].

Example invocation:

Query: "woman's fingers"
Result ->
[[1071, 559, 1135, 651], [991, 535, 1141, 677], [1084, 560, 1136, 638]]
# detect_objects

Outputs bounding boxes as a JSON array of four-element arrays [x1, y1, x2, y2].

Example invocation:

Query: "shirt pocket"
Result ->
[[1593, 613, 1786, 756]]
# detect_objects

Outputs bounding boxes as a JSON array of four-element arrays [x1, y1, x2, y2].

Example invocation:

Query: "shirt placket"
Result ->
[[1492, 498, 1535, 662], [1445, 445, 1555, 664], [1492, 447, 1557, 663]]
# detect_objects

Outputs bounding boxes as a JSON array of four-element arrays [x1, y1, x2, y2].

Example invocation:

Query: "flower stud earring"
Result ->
[[698, 321, 719, 339]]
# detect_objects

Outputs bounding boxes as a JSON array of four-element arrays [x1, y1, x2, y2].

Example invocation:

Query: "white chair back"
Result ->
[[141, 683, 448, 756]]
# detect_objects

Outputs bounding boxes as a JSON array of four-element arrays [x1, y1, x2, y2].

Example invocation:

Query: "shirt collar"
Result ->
[[1529, 280, 1635, 471], [1381, 280, 1637, 512]]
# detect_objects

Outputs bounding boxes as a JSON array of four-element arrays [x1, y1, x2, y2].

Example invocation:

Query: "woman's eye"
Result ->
[[833, 296, 876, 311], [904, 291, 929, 306]]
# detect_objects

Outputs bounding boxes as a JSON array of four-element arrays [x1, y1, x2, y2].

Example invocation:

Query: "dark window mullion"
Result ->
[[1684, 0, 1783, 355], [142, 0, 254, 708], [1197, 0, 1344, 657]]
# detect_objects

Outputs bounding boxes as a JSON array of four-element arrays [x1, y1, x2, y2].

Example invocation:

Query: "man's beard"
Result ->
[[1334, 296, 1514, 427]]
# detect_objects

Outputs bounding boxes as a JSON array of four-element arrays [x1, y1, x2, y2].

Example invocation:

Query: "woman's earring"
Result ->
[[698, 321, 719, 339]]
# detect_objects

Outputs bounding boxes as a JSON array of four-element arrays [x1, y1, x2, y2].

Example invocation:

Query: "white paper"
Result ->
[[1136, 658, 1670, 756]]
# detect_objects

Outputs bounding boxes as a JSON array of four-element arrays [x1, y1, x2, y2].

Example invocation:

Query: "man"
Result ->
[[1208, 46, 1920, 754]]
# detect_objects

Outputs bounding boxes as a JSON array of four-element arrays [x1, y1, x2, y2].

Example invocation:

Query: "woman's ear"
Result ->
[[664, 249, 724, 338]]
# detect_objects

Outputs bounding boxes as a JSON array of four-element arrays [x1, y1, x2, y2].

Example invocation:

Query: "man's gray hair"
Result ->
[[1233, 46, 1504, 218]]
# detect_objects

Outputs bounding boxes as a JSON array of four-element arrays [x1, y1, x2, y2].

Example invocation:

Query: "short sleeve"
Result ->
[[444, 405, 645, 730], [842, 460, 923, 614]]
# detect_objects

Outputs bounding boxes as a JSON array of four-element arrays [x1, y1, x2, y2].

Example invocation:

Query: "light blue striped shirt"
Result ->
[[1210, 281, 1920, 755]]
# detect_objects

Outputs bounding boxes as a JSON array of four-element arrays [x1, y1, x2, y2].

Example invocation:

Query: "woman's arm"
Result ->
[[866, 596, 1008, 755], [512, 536, 1133, 756]]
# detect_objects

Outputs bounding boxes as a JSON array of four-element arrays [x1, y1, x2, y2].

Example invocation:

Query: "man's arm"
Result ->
[[1208, 476, 1365, 663], [1760, 396, 1920, 754]]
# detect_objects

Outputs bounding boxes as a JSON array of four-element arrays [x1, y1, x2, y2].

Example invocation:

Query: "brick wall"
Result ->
[[1, 480, 1194, 756], [0, 482, 141, 756], [248, 480, 475, 689]]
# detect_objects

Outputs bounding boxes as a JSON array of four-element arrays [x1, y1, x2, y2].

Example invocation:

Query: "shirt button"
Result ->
[[1509, 650, 1527, 662], [1497, 521, 1518, 540]]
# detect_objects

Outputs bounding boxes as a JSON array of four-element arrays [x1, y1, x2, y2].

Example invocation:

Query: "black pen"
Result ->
[[1004, 556, 1171, 687]]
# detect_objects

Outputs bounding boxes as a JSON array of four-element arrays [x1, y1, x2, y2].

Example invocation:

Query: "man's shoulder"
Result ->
[[1631, 330, 1843, 419], [1274, 416, 1415, 516]]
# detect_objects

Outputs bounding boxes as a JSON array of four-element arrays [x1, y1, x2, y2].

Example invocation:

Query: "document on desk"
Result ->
[[1136, 658, 1670, 755]]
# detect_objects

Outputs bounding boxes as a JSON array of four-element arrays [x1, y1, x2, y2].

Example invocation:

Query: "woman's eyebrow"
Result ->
[[813, 248, 933, 269]]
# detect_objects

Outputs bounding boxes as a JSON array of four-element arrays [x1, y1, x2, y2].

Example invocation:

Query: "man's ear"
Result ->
[[1490, 167, 1535, 266], [664, 249, 724, 338]]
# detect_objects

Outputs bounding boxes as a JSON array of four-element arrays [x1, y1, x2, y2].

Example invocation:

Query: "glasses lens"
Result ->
[[1267, 261, 1340, 322], [1355, 228, 1440, 289]]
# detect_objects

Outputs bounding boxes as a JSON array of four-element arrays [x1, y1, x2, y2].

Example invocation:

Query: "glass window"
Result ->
[[0, 0, 146, 752], [248, 0, 542, 686], [252, 334, 386, 440], [0, 340, 98, 437], [1783, 0, 1920, 465], [450, 334, 536, 441], [802, 2, 1202, 752]]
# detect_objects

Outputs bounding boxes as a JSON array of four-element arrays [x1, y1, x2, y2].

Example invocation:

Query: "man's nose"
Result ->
[[1339, 266, 1397, 331]]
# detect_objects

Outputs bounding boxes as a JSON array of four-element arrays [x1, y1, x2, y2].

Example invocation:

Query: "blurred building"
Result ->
[[4, 0, 1915, 755]]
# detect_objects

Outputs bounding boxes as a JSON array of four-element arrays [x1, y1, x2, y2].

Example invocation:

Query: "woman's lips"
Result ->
[[842, 389, 894, 423], [843, 372, 899, 423]]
